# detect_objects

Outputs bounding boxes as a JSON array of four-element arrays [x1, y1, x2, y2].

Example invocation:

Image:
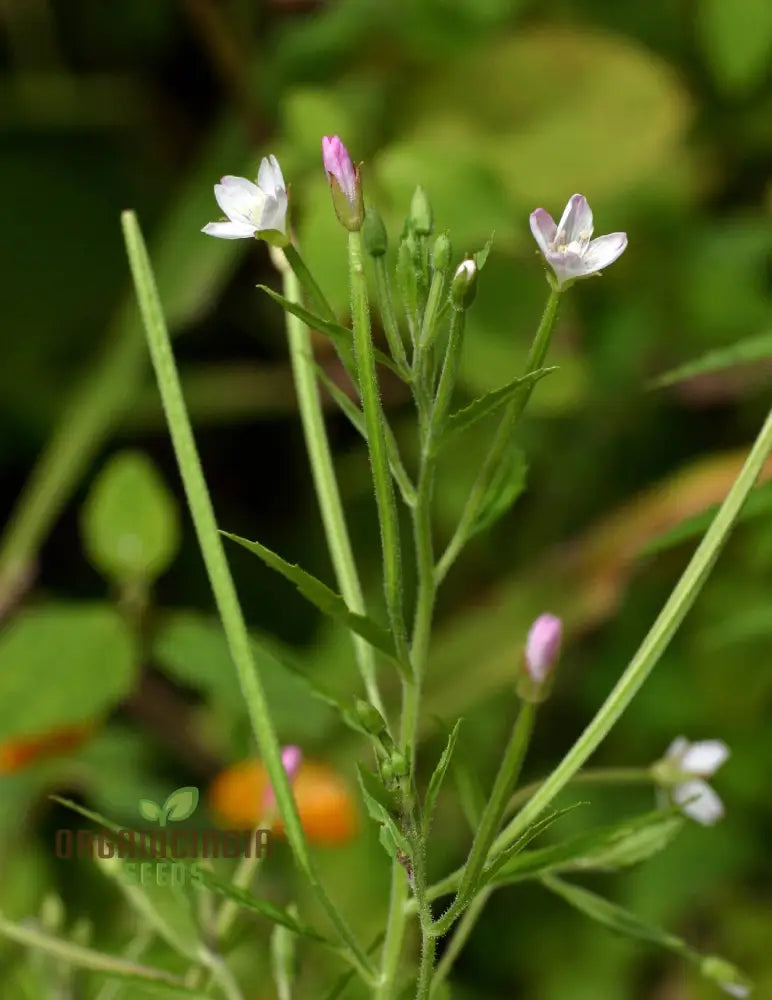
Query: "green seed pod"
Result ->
[[396, 238, 419, 318], [362, 207, 388, 257]]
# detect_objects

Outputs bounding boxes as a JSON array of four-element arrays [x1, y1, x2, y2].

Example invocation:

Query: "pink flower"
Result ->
[[524, 613, 563, 683], [530, 194, 627, 289], [263, 744, 302, 810], [322, 135, 363, 230]]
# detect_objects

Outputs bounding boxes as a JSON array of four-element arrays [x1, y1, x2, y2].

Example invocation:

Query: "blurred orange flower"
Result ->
[[0, 724, 92, 774], [209, 758, 359, 846]]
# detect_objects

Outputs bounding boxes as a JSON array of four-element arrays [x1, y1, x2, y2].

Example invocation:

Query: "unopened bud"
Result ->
[[396, 239, 419, 317], [450, 259, 478, 311], [432, 232, 452, 273], [409, 186, 433, 236], [390, 751, 409, 778], [518, 613, 563, 703], [355, 699, 388, 736], [362, 207, 388, 257], [322, 135, 364, 231]]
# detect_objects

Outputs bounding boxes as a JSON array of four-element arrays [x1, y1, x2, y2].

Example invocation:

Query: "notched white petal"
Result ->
[[215, 180, 265, 225], [201, 220, 256, 239], [681, 740, 729, 777], [583, 233, 627, 272], [674, 779, 724, 826], [258, 155, 286, 195], [556, 194, 593, 245], [529, 209, 557, 256]]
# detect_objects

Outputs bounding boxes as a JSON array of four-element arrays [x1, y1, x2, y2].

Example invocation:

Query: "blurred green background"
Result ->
[[1, 0, 771, 998]]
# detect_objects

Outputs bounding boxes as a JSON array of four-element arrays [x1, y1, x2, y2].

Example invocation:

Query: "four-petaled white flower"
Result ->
[[202, 155, 288, 240], [659, 736, 730, 826], [530, 194, 627, 289]]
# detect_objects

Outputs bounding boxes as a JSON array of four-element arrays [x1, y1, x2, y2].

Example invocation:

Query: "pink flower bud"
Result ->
[[322, 135, 364, 230], [524, 613, 563, 684], [263, 744, 302, 810]]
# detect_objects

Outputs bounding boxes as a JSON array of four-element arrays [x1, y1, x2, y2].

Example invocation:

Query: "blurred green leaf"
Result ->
[[649, 329, 772, 389], [490, 810, 684, 886], [640, 481, 772, 556], [422, 719, 462, 837], [81, 450, 180, 586], [151, 612, 333, 741], [468, 445, 528, 538], [698, 0, 772, 95], [0, 605, 138, 742], [222, 533, 402, 668]]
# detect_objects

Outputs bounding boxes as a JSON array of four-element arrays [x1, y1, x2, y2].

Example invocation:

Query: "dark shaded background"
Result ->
[[1, 1, 771, 998]]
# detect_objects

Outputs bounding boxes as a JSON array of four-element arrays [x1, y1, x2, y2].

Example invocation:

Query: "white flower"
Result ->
[[659, 737, 730, 826], [529, 194, 627, 289], [202, 155, 288, 240]]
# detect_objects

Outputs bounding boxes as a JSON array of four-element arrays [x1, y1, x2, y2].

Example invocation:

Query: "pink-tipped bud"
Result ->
[[322, 135, 364, 230], [524, 614, 563, 684], [263, 744, 303, 810]]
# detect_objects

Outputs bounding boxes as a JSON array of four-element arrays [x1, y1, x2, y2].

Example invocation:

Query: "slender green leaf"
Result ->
[[648, 329, 772, 389], [444, 369, 556, 443], [51, 797, 334, 947], [259, 285, 407, 380], [422, 720, 462, 836], [468, 446, 528, 538], [640, 480, 772, 556], [0, 911, 208, 996], [481, 805, 584, 887], [222, 533, 403, 666], [489, 809, 683, 886], [544, 875, 753, 995]]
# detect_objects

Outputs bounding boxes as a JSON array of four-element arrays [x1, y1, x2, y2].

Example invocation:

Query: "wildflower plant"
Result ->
[[6, 135, 765, 999]]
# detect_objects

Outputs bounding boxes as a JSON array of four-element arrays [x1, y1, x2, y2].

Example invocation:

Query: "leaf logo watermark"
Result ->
[[138, 786, 199, 827]]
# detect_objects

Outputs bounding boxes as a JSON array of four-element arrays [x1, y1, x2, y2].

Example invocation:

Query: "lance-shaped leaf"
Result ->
[[641, 479, 772, 557], [473, 232, 496, 271], [222, 533, 408, 673], [422, 720, 462, 837], [443, 368, 557, 444], [487, 809, 684, 886], [648, 329, 772, 389], [258, 285, 409, 381], [0, 911, 211, 997], [480, 804, 584, 888], [541, 875, 753, 997], [468, 446, 528, 539]]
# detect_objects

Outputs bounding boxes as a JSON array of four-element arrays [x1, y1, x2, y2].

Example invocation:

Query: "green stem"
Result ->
[[374, 864, 410, 1000], [373, 256, 409, 373], [436, 287, 560, 583], [429, 890, 488, 996], [431, 703, 535, 937], [280, 249, 385, 716], [415, 929, 437, 1000], [283, 243, 336, 323], [348, 230, 411, 670], [122, 211, 374, 986], [504, 766, 654, 816], [488, 402, 772, 863]]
